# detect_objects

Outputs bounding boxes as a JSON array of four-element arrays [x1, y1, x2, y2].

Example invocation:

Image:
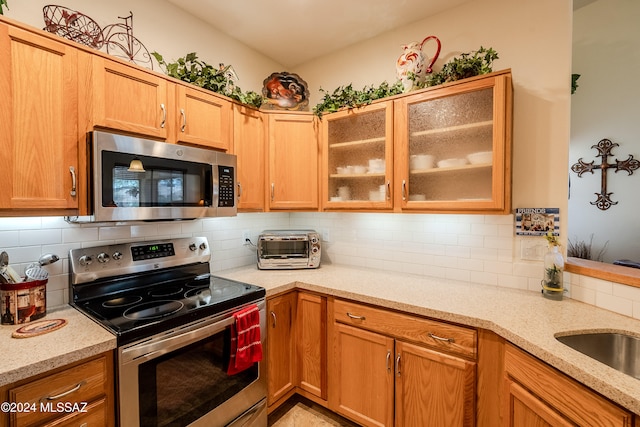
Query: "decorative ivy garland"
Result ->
[[152, 52, 264, 109], [313, 46, 499, 118]]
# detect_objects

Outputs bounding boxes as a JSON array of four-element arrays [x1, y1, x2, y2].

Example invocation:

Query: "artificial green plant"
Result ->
[[151, 52, 263, 109], [313, 46, 499, 118]]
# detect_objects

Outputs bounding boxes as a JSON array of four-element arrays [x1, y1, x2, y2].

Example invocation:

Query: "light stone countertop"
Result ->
[[217, 263, 640, 415], [0, 305, 116, 387]]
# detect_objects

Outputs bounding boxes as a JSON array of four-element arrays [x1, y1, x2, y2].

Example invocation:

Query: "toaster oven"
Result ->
[[257, 230, 321, 270]]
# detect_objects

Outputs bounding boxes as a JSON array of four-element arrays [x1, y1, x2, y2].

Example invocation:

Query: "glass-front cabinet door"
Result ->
[[394, 71, 512, 213], [321, 101, 394, 209]]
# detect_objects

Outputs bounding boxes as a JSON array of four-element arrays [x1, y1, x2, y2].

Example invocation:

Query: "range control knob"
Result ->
[[112, 251, 123, 261], [199, 242, 207, 250], [78, 255, 93, 266], [189, 243, 197, 251], [97, 252, 110, 263]]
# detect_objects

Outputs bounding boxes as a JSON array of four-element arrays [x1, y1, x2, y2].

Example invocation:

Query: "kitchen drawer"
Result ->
[[333, 299, 477, 358], [42, 398, 107, 427], [9, 356, 109, 426]]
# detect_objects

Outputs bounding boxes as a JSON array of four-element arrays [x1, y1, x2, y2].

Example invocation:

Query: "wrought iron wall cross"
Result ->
[[571, 138, 640, 210]]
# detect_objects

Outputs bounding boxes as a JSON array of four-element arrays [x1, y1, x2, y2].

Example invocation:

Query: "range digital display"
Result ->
[[131, 243, 175, 261]]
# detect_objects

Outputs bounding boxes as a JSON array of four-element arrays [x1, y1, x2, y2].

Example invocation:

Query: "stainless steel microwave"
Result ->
[[257, 230, 321, 269], [85, 131, 236, 222]]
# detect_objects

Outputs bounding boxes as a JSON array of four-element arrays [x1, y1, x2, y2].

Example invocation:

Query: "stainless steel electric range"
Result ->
[[69, 236, 267, 427]]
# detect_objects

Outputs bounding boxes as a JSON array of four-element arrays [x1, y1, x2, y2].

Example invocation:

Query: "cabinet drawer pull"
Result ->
[[270, 183, 275, 201], [270, 311, 277, 328], [69, 166, 77, 197], [395, 354, 401, 377], [428, 332, 455, 343], [386, 350, 392, 372], [237, 183, 242, 198], [386, 180, 391, 200], [40, 380, 86, 401], [402, 180, 407, 201], [180, 108, 186, 132], [346, 312, 366, 321], [160, 103, 166, 128]]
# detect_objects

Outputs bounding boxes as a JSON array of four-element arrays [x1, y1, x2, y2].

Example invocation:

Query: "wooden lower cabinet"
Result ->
[[504, 343, 633, 427], [332, 323, 395, 427], [267, 291, 328, 413], [267, 292, 297, 409], [0, 352, 115, 427], [296, 292, 327, 401], [329, 298, 477, 427], [395, 341, 475, 427], [265, 292, 638, 427]]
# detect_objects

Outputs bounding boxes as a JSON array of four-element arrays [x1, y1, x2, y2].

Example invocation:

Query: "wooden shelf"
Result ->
[[411, 120, 493, 138], [329, 172, 386, 178], [329, 136, 386, 149], [410, 163, 492, 175]]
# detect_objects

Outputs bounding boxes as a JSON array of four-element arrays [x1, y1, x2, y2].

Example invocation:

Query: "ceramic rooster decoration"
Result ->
[[396, 35, 441, 92]]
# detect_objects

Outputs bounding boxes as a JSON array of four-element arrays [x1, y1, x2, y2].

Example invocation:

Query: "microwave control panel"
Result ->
[[218, 165, 235, 207]]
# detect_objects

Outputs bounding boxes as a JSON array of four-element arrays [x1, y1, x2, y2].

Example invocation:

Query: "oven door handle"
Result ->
[[120, 301, 265, 365], [121, 315, 236, 364]]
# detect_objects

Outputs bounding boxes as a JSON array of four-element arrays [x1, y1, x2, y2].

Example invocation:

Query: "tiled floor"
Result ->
[[268, 396, 360, 427]]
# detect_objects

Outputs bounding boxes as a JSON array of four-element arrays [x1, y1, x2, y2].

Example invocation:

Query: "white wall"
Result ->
[[570, 0, 640, 263]]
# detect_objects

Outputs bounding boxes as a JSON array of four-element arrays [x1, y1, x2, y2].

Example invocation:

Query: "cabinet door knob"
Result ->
[[160, 103, 166, 128], [69, 166, 77, 197], [40, 380, 86, 401], [346, 312, 366, 321], [270, 311, 277, 328], [180, 108, 187, 132], [428, 332, 455, 343]]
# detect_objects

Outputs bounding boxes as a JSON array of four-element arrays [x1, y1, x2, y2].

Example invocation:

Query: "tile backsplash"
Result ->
[[2, 212, 640, 320]]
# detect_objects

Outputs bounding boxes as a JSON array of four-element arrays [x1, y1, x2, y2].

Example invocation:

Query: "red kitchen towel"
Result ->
[[227, 304, 263, 375]]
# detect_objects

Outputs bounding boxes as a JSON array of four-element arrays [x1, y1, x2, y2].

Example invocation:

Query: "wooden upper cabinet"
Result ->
[[234, 105, 265, 211], [0, 24, 79, 212], [394, 70, 513, 214], [321, 101, 394, 210], [174, 85, 232, 151], [267, 113, 319, 210], [82, 54, 169, 139]]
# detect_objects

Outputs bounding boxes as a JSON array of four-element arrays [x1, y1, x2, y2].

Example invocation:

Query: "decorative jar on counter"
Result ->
[[1, 279, 47, 325], [541, 233, 565, 301]]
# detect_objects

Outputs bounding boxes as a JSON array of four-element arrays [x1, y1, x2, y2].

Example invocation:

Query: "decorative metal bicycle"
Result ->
[[42, 5, 153, 69]]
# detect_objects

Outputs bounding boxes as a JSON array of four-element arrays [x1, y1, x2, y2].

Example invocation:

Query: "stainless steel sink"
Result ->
[[556, 332, 640, 379]]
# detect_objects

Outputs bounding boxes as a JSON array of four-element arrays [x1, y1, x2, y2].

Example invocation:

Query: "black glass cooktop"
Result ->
[[72, 268, 264, 345]]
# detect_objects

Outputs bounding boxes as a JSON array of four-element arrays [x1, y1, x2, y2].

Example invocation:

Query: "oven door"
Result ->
[[118, 300, 266, 427]]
